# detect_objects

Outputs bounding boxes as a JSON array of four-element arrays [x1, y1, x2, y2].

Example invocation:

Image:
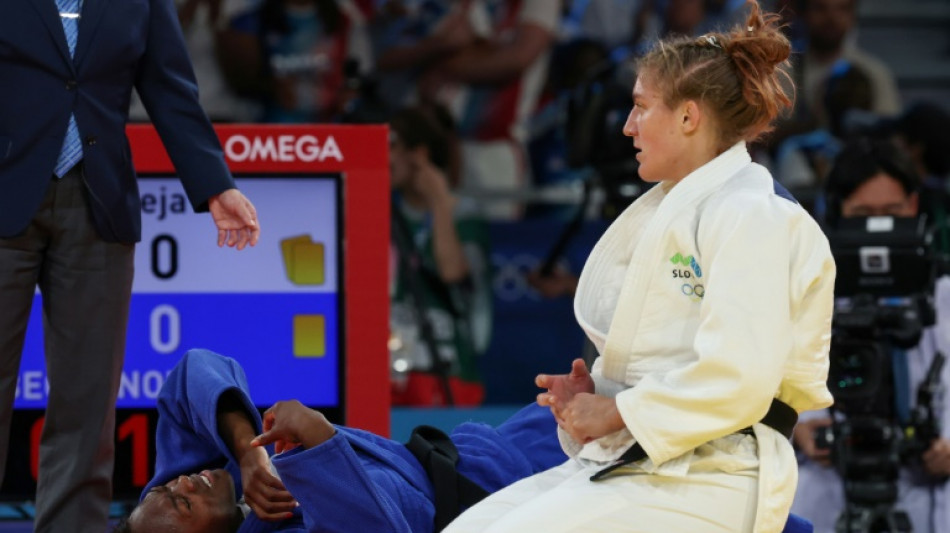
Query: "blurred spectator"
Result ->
[[559, 0, 646, 54], [774, 60, 875, 195], [373, 1, 558, 219], [370, 0, 459, 110], [885, 102, 950, 188], [628, 0, 710, 57], [128, 0, 263, 122], [388, 105, 493, 407], [701, 0, 754, 30], [526, 37, 609, 218], [420, 0, 560, 220], [877, 102, 950, 254], [220, 0, 373, 123], [766, 0, 900, 168], [773, 0, 806, 50], [793, 0, 900, 125], [664, 0, 708, 36], [630, 0, 769, 54]]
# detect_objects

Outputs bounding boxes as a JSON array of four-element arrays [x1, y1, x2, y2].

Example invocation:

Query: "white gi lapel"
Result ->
[[574, 184, 665, 360], [599, 142, 752, 384]]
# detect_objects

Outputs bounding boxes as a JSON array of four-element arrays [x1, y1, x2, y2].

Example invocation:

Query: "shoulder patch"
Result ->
[[772, 180, 799, 205]]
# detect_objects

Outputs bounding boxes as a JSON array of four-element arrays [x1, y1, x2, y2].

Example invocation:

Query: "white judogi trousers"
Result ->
[[446, 432, 760, 533]]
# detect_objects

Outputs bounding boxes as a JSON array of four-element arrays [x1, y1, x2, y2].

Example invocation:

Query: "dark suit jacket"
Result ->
[[0, 0, 235, 243]]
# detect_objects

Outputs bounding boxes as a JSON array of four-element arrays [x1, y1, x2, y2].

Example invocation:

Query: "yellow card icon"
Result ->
[[293, 314, 326, 357], [281, 234, 325, 285]]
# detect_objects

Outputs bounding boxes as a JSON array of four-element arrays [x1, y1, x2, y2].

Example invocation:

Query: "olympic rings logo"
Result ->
[[681, 283, 705, 301], [491, 252, 547, 302]]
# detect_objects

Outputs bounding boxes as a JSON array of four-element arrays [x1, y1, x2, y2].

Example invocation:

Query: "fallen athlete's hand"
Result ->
[[239, 445, 297, 521], [252, 400, 336, 453]]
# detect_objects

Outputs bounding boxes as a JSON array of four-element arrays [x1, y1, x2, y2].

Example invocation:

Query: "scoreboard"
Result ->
[[18, 176, 343, 410], [3, 124, 390, 498]]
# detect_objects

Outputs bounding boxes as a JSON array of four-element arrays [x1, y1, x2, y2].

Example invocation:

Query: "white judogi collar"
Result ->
[[575, 141, 751, 383]]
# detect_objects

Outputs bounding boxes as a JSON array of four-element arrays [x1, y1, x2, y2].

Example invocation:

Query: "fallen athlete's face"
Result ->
[[129, 469, 238, 533]]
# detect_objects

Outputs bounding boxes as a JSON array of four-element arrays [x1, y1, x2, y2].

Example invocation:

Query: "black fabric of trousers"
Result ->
[[0, 167, 134, 532]]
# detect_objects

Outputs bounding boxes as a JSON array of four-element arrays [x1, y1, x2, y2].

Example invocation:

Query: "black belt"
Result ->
[[405, 425, 489, 532], [591, 397, 797, 481]]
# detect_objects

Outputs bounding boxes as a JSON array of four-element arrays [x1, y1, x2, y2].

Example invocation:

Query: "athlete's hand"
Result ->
[[252, 400, 336, 453], [923, 438, 950, 477], [239, 446, 296, 521], [557, 392, 625, 444], [536, 358, 594, 425], [792, 417, 833, 467]]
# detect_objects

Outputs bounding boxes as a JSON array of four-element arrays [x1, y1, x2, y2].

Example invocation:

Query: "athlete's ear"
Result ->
[[680, 100, 702, 134]]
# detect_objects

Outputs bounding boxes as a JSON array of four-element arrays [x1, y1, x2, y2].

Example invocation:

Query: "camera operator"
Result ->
[[791, 138, 950, 533]]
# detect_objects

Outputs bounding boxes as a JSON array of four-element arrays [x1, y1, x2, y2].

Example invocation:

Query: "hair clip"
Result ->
[[747, 25, 754, 33], [702, 35, 721, 49]]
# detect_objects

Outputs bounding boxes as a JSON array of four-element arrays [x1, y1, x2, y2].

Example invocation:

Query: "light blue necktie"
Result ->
[[53, 0, 83, 178]]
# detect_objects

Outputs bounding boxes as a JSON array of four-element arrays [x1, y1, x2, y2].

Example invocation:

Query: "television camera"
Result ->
[[821, 215, 945, 533]]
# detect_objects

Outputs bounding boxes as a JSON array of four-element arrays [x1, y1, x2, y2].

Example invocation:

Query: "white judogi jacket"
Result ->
[[568, 142, 836, 533]]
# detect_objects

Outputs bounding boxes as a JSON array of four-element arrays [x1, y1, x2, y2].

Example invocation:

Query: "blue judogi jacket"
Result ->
[[143, 349, 566, 532]]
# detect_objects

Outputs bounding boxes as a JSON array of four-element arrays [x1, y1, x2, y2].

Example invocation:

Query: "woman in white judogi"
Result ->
[[444, 2, 836, 532]]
